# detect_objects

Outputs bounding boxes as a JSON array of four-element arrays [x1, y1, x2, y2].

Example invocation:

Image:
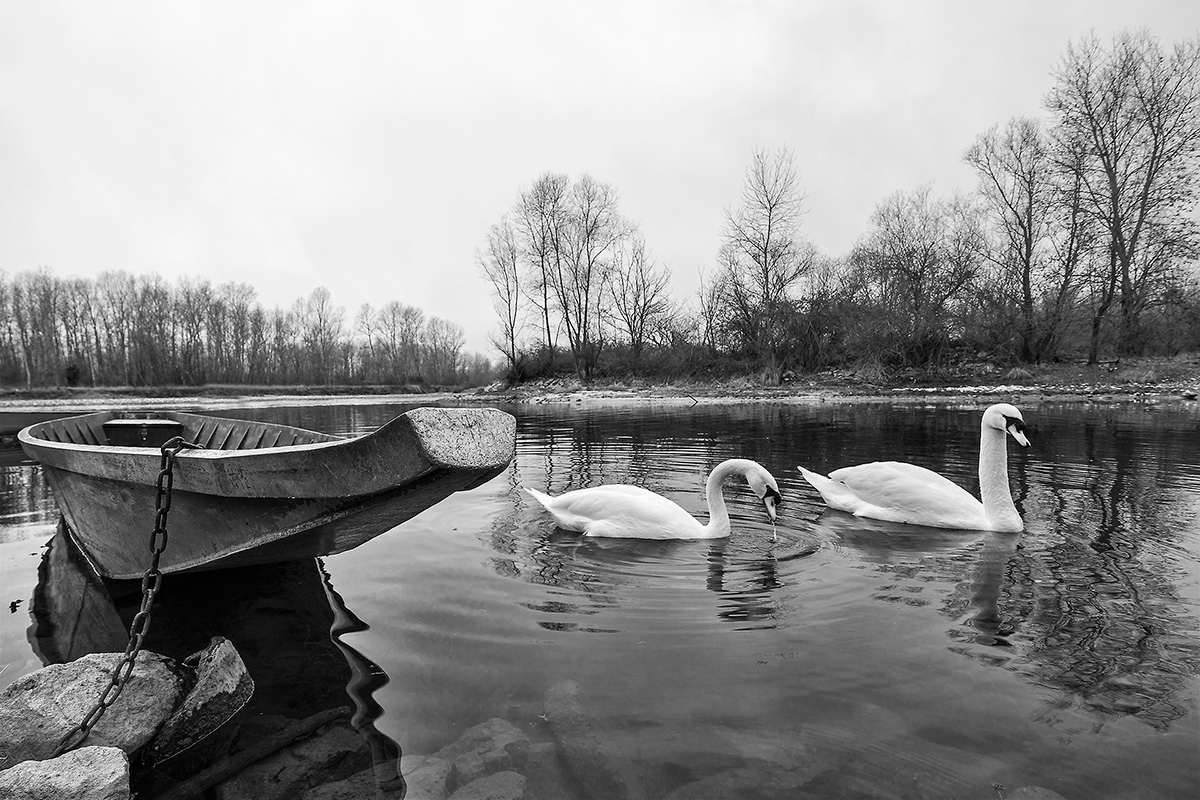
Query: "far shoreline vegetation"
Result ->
[[3, 31, 1198, 399], [0, 351, 1196, 404]]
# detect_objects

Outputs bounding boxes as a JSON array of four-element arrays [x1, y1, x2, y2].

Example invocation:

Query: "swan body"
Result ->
[[525, 458, 782, 540], [798, 403, 1030, 532]]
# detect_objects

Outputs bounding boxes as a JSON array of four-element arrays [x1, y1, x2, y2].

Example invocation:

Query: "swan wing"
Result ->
[[526, 485, 703, 539], [812, 462, 986, 529]]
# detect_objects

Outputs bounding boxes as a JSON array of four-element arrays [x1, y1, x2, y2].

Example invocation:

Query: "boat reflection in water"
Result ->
[[29, 522, 404, 792]]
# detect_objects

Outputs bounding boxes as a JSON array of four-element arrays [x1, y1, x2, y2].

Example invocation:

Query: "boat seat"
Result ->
[[102, 419, 186, 448]]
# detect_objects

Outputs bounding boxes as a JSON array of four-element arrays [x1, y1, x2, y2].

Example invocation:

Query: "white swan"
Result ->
[[797, 403, 1030, 532], [525, 458, 782, 540]]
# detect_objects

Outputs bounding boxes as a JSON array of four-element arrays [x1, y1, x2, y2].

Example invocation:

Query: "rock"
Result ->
[[659, 766, 817, 800], [447, 770, 528, 800], [544, 680, 639, 800], [431, 718, 529, 786], [0, 651, 183, 765], [144, 637, 255, 776], [0, 745, 130, 800], [1008, 788, 1071, 800], [297, 763, 406, 799], [521, 741, 575, 800], [212, 722, 372, 800], [399, 754, 455, 800]]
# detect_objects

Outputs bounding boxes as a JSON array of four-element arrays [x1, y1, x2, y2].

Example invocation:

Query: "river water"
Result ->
[[1, 398, 1197, 798]]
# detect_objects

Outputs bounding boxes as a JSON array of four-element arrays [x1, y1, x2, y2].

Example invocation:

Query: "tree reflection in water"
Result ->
[[934, 408, 1200, 730], [482, 402, 1198, 735]]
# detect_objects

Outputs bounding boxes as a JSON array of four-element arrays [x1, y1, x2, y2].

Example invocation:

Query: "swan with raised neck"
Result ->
[[797, 404, 1030, 532]]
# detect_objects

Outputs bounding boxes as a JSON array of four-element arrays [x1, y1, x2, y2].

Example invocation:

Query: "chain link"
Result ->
[[54, 435, 202, 757]]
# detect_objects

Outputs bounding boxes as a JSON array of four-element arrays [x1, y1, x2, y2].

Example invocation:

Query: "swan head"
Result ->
[[744, 463, 783, 522], [983, 403, 1031, 447]]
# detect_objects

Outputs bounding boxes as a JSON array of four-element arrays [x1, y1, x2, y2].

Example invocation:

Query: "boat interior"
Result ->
[[25, 411, 342, 450]]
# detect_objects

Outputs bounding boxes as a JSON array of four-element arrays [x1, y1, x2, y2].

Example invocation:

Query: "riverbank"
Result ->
[[486, 353, 1200, 406], [0, 354, 1196, 415]]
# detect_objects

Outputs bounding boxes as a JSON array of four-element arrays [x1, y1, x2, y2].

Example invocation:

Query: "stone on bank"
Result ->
[[0, 637, 252, 799]]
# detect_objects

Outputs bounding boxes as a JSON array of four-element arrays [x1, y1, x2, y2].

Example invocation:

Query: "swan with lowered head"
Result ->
[[525, 458, 782, 540], [797, 403, 1030, 532]]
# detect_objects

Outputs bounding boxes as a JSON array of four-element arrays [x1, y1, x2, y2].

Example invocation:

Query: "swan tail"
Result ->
[[797, 466, 831, 493], [524, 487, 555, 510], [798, 466, 855, 512]]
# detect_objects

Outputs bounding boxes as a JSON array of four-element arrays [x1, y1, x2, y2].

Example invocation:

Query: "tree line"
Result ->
[[481, 30, 1200, 384], [0, 268, 492, 388]]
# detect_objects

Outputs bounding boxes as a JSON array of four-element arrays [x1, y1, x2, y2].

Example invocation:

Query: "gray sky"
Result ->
[[2, 1, 1198, 357]]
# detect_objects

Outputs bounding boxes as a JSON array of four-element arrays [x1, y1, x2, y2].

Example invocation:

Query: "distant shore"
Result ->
[[0, 355, 1196, 420]]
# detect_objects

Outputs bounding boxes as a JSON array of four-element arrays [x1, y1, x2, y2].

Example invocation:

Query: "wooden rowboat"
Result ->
[[18, 407, 516, 579]]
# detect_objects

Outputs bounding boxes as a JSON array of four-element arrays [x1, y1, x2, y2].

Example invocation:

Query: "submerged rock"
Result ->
[[659, 765, 817, 800], [431, 717, 530, 787], [1008, 788, 1071, 800], [0, 651, 183, 765], [399, 754, 455, 800], [543, 679, 640, 800], [213, 721, 372, 800], [447, 770, 528, 800], [296, 762, 407, 800], [0, 745, 129, 800], [521, 741, 576, 800]]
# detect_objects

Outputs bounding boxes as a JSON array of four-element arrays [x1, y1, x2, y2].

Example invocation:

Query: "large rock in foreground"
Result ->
[[0, 745, 129, 800], [0, 651, 183, 765]]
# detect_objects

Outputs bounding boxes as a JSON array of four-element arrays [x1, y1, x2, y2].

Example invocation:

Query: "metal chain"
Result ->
[[54, 435, 202, 757]]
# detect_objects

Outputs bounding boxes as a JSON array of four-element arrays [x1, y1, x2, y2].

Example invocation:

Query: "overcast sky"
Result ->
[[2, 1, 1198, 357]]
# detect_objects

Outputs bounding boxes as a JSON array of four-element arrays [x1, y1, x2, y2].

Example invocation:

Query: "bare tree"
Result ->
[[218, 282, 255, 383], [514, 172, 570, 361], [176, 277, 212, 384], [354, 303, 379, 380], [0, 265, 489, 389], [1047, 30, 1200, 354], [58, 278, 98, 385], [10, 268, 62, 386], [298, 287, 345, 383], [609, 230, 672, 361], [422, 316, 464, 385], [695, 267, 728, 354], [851, 186, 987, 367], [552, 175, 626, 381], [479, 214, 526, 380], [719, 148, 813, 382], [967, 118, 1083, 362], [128, 274, 174, 386]]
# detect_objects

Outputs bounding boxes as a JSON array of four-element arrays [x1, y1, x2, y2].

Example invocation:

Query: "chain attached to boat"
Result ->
[[53, 435, 202, 757]]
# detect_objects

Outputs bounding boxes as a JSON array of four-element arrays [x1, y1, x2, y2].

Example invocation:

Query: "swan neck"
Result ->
[[703, 460, 742, 536], [979, 425, 1019, 528]]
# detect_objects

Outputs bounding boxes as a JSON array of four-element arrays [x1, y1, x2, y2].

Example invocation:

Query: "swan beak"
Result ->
[[763, 488, 781, 522], [1008, 425, 1031, 448]]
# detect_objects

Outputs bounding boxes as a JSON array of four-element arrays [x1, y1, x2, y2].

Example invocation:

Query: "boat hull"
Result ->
[[20, 407, 516, 578]]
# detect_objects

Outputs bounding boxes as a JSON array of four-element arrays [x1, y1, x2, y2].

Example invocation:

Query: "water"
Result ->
[[1, 399, 1197, 798]]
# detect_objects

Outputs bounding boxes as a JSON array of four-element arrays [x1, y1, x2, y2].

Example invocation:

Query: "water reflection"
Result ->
[[5, 399, 1198, 800], [1001, 409, 1197, 730], [0, 464, 58, 529], [813, 508, 988, 561], [482, 463, 823, 633], [29, 527, 403, 781]]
